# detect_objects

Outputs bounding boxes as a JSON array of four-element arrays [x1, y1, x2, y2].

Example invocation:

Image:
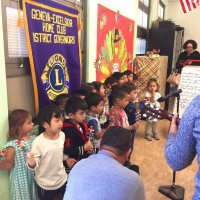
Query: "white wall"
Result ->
[[6, 76, 35, 116], [86, 0, 139, 82], [168, 1, 200, 51]]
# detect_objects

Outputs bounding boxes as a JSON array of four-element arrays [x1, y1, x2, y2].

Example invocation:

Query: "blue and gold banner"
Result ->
[[23, 0, 81, 113]]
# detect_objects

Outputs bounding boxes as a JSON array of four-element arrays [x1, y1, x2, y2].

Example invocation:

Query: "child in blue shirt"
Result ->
[[85, 92, 105, 147], [123, 83, 139, 142]]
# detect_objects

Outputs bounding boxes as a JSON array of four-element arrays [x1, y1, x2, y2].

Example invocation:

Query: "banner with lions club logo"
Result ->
[[23, 0, 81, 112]]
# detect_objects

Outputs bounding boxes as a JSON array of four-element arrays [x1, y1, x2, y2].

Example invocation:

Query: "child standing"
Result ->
[[109, 86, 139, 172], [104, 76, 117, 90], [0, 109, 37, 200], [54, 93, 69, 111], [123, 83, 139, 142], [85, 92, 105, 145], [112, 72, 127, 86], [144, 78, 161, 141], [109, 86, 139, 131], [27, 105, 76, 200], [123, 70, 134, 83], [62, 97, 96, 171], [92, 81, 109, 128]]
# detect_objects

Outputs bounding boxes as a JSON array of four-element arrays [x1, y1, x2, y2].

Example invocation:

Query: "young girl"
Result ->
[[144, 78, 161, 141], [0, 109, 37, 200]]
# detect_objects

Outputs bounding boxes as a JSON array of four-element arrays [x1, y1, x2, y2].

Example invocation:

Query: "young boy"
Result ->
[[109, 86, 139, 172], [112, 72, 127, 86], [54, 93, 69, 111], [123, 70, 134, 83], [62, 97, 96, 168], [27, 105, 76, 200], [104, 76, 117, 90], [109, 86, 139, 131], [85, 92, 105, 144], [123, 83, 139, 147], [123, 83, 139, 132]]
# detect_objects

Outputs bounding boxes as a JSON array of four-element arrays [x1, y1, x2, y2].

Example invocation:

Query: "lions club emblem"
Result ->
[[41, 54, 69, 100]]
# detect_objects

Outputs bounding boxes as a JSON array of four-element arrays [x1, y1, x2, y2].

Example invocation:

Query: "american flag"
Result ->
[[192, 0, 200, 3], [180, 0, 200, 13]]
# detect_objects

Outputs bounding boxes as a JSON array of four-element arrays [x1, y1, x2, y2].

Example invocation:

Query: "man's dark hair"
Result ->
[[37, 105, 63, 126], [100, 126, 132, 155], [122, 83, 137, 94], [65, 96, 88, 114], [85, 92, 103, 109], [111, 86, 128, 101], [183, 39, 197, 50]]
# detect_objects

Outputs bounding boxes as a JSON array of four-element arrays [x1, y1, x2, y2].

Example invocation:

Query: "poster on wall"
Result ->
[[96, 4, 135, 82], [23, 0, 81, 112]]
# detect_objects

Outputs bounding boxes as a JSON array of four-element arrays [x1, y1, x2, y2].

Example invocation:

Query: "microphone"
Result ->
[[157, 89, 182, 102]]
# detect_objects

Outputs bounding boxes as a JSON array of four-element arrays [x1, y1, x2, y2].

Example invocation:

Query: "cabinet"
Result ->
[[148, 21, 184, 109]]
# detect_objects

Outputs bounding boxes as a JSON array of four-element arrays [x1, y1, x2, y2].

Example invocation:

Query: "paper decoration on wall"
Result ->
[[96, 4, 135, 82]]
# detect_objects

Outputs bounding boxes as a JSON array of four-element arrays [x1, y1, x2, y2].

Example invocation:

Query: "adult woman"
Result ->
[[176, 39, 200, 73]]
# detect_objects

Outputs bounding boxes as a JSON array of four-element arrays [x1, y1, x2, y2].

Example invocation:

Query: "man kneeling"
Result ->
[[63, 126, 145, 200]]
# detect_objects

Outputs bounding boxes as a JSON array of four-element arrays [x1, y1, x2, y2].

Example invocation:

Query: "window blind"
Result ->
[[6, 6, 28, 58]]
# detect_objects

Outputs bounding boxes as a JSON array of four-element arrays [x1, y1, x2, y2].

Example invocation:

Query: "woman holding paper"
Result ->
[[176, 39, 200, 73]]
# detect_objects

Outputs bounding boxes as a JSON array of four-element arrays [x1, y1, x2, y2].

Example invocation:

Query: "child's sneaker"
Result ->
[[145, 134, 152, 141], [153, 134, 160, 140]]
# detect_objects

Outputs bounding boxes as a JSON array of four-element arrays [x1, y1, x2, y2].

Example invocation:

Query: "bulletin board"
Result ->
[[175, 66, 200, 117]]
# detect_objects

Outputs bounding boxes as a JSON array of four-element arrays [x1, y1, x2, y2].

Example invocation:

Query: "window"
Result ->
[[139, 0, 149, 7], [136, 0, 150, 55], [6, 7, 28, 58], [138, 9, 148, 29], [2, 0, 84, 77], [2, 0, 30, 77], [158, 0, 165, 20], [136, 38, 146, 55]]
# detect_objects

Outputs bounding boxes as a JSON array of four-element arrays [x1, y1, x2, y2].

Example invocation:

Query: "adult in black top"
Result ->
[[176, 39, 200, 73]]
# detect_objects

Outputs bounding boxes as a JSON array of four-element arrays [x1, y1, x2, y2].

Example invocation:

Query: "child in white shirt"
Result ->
[[27, 105, 76, 200], [144, 78, 161, 141]]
